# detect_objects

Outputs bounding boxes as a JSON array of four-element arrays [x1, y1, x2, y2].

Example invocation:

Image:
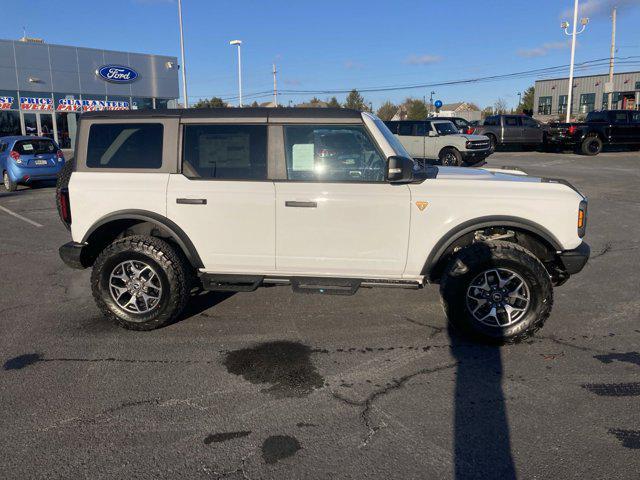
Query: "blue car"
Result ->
[[1, 136, 65, 191]]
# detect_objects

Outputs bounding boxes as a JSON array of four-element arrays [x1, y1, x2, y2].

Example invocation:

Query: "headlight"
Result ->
[[578, 199, 588, 237]]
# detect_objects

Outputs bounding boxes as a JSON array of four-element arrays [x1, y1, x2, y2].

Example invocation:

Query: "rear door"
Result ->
[[521, 116, 543, 144], [273, 123, 410, 277], [166, 122, 276, 273], [630, 111, 640, 145], [609, 111, 632, 144], [503, 116, 523, 143], [396, 122, 425, 159]]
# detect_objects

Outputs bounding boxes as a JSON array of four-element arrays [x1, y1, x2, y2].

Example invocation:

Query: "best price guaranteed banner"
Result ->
[[20, 97, 54, 110]]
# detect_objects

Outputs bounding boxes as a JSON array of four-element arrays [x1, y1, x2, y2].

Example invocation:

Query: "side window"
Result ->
[[86, 123, 163, 169], [384, 122, 397, 134], [398, 123, 412, 136], [522, 117, 537, 128], [284, 125, 386, 182], [505, 116, 520, 127], [631, 112, 640, 124], [484, 116, 496, 126], [415, 123, 427, 136], [182, 124, 267, 180], [612, 112, 628, 125]]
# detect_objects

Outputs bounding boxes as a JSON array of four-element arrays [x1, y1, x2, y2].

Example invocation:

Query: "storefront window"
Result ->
[[23, 113, 38, 135], [537, 96, 552, 115], [105, 95, 131, 110], [131, 97, 153, 110], [558, 95, 568, 114], [155, 98, 170, 109], [1, 89, 18, 110], [54, 93, 82, 112], [0, 111, 21, 136], [579, 93, 596, 113], [55, 112, 79, 148]]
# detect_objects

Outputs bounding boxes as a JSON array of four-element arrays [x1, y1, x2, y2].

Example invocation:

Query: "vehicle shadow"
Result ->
[[176, 290, 235, 323], [448, 324, 517, 480]]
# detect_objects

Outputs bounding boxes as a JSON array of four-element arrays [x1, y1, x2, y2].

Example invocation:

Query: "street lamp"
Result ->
[[562, 0, 589, 122], [517, 91, 522, 110], [177, 0, 189, 108], [229, 40, 243, 107]]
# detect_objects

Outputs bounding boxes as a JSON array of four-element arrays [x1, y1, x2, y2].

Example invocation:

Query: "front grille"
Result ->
[[468, 141, 490, 150]]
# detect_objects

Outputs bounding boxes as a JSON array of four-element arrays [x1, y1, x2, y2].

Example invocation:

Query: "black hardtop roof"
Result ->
[[80, 107, 363, 120]]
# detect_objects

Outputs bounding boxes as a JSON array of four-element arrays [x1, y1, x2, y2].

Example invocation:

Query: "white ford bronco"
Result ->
[[385, 119, 492, 166], [57, 108, 589, 343]]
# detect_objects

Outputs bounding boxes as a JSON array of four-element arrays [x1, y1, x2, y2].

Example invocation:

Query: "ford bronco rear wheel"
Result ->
[[91, 236, 191, 330], [440, 240, 553, 344]]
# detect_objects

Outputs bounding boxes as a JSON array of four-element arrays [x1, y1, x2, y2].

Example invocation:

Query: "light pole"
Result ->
[[517, 92, 522, 111], [429, 91, 435, 115], [562, 0, 589, 122], [230, 40, 243, 107], [177, 0, 189, 108]]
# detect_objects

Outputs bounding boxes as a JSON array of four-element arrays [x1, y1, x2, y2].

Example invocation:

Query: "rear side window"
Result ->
[[505, 116, 520, 126], [384, 122, 398, 134], [182, 124, 267, 180], [398, 123, 413, 136], [484, 116, 497, 126], [612, 112, 628, 124], [15, 139, 56, 155], [87, 123, 163, 169]]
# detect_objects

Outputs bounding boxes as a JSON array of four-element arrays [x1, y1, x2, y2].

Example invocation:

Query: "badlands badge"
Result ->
[[415, 201, 429, 211]]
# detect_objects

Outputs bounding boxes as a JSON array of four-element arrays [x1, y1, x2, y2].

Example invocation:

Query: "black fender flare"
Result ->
[[81, 209, 204, 269], [422, 216, 562, 280]]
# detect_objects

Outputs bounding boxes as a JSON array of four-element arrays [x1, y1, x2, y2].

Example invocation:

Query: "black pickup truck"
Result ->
[[548, 110, 640, 155]]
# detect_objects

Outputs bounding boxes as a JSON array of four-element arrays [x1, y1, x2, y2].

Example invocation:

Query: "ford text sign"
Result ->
[[96, 65, 139, 83]]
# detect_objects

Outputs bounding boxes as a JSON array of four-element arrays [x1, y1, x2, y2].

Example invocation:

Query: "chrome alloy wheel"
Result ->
[[465, 268, 530, 327], [109, 260, 162, 314]]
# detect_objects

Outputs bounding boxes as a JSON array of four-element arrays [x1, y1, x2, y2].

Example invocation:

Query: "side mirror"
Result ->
[[428, 131, 438, 137], [387, 156, 414, 184]]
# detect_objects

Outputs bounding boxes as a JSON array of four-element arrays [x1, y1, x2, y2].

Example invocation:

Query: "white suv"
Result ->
[[57, 108, 589, 343]]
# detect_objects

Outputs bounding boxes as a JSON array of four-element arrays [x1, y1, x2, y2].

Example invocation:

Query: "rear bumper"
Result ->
[[7, 163, 63, 183], [59, 242, 88, 269], [557, 242, 590, 275]]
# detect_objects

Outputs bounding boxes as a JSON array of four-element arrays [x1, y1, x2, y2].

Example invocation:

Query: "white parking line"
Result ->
[[0, 205, 43, 227]]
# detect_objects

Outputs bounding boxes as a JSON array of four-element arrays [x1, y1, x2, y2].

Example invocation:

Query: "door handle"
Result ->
[[177, 198, 207, 205], [285, 200, 317, 208]]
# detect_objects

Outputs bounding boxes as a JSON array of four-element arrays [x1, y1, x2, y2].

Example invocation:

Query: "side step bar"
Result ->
[[200, 273, 424, 295]]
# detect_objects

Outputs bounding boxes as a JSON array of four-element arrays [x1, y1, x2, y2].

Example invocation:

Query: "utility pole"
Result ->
[[562, 0, 589, 122], [429, 91, 435, 115], [272, 63, 278, 107], [177, 0, 189, 107], [607, 6, 617, 109], [230, 40, 243, 107]]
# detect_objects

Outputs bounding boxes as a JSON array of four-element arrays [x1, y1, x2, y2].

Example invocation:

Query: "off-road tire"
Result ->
[[440, 240, 553, 344], [3, 171, 17, 192], [91, 236, 191, 331], [439, 147, 463, 167], [56, 159, 74, 230], [580, 135, 603, 156]]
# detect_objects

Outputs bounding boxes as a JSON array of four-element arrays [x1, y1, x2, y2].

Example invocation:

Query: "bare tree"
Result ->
[[493, 98, 508, 114]]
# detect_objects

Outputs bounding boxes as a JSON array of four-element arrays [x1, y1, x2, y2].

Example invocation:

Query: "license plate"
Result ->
[[35, 160, 48, 166]]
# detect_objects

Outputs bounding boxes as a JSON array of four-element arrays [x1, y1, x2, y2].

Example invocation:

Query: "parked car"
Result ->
[[547, 110, 640, 155], [1, 136, 65, 191], [429, 116, 474, 134], [471, 114, 547, 152], [57, 108, 589, 344], [385, 120, 492, 166]]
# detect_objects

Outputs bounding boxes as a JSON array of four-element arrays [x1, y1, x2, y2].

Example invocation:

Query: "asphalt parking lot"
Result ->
[[1, 150, 639, 480]]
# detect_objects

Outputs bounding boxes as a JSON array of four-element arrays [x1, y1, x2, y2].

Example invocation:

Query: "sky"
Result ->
[[4, 0, 640, 110]]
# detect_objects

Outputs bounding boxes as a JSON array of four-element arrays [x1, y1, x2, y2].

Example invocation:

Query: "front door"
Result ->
[[166, 123, 276, 273], [397, 122, 425, 159], [274, 124, 411, 277]]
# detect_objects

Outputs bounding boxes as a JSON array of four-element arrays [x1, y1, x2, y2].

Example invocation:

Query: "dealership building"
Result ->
[[0, 37, 179, 148], [533, 70, 640, 122]]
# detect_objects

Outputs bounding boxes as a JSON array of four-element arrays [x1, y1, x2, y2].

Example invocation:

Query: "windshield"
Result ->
[[434, 122, 459, 135], [372, 116, 412, 158]]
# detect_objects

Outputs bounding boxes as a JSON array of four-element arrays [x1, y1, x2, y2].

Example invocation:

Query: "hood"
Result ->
[[434, 166, 541, 183], [460, 134, 489, 141]]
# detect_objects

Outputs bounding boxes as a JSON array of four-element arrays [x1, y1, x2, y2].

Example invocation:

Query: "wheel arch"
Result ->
[[81, 210, 204, 269], [422, 216, 562, 282]]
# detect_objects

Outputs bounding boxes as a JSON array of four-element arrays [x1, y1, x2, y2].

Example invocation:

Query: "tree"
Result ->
[[493, 98, 508, 114], [517, 86, 534, 114], [481, 106, 494, 119], [376, 101, 397, 121], [192, 97, 227, 108], [404, 98, 429, 120], [344, 89, 367, 111], [327, 96, 341, 108]]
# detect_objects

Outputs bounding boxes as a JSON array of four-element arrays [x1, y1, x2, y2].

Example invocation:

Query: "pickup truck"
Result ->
[[547, 110, 640, 155], [471, 114, 547, 152]]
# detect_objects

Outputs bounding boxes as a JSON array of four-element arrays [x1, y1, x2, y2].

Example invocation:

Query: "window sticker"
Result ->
[[22, 143, 34, 151], [291, 143, 314, 171]]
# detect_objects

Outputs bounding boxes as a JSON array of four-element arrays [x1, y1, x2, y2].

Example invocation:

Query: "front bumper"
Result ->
[[557, 242, 590, 275], [461, 150, 491, 164], [59, 242, 88, 269]]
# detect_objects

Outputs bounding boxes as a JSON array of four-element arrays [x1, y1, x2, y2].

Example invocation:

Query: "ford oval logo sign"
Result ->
[[96, 65, 139, 83]]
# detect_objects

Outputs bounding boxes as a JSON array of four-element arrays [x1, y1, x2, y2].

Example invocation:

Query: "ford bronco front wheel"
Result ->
[[91, 236, 191, 330], [440, 240, 553, 344]]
